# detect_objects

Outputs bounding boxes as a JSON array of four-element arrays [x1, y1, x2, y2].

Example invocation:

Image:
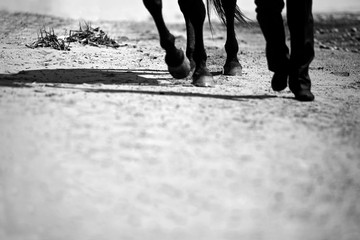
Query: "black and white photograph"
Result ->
[[0, 0, 360, 239]]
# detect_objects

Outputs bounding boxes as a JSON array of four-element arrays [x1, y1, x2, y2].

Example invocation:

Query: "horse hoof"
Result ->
[[168, 57, 191, 79], [192, 75, 215, 87], [223, 62, 243, 76]]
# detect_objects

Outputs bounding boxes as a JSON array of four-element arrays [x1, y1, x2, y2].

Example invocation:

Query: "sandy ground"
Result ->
[[0, 11, 360, 240]]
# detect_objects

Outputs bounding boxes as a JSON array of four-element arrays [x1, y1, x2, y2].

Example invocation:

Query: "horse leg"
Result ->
[[184, 18, 196, 76], [222, 0, 242, 76], [143, 0, 190, 79], [178, 0, 214, 87]]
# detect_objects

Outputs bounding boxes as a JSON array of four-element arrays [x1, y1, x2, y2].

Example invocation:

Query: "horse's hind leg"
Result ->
[[183, 18, 196, 76], [222, 0, 242, 76], [179, 0, 214, 87], [143, 0, 190, 79]]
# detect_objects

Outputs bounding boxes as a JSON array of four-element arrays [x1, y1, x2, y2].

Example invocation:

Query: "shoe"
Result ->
[[293, 89, 315, 101], [289, 73, 315, 102], [271, 72, 288, 92]]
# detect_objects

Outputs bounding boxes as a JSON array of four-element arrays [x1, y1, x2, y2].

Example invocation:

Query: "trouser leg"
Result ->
[[287, 0, 314, 91], [255, 0, 289, 72]]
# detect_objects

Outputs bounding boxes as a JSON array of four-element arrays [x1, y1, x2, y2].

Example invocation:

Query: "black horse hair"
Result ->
[[206, 0, 249, 30]]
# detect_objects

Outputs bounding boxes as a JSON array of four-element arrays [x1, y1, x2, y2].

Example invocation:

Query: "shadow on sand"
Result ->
[[0, 68, 278, 101]]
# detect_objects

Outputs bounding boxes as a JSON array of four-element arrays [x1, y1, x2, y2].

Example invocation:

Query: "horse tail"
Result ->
[[206, 0, 249, 27]]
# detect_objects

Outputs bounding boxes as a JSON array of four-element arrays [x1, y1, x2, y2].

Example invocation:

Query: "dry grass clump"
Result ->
[[26, 27, 70, 51], [26, 22, 120, 51], [67, 22, 120, 48]]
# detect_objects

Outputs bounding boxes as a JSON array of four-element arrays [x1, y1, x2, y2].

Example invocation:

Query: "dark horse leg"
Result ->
[[222, 0, 242, 76], [182, 16, 196, 75], [178, 0, 214, 87], [143, 0, 190, 79]]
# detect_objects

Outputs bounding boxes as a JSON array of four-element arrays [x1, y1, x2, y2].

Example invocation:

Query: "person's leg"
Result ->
[[255, 0, 289, 91], [287, 0, 315, 101]]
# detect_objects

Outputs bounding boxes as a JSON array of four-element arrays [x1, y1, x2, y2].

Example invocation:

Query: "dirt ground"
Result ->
[[0, 11, 360, 240]]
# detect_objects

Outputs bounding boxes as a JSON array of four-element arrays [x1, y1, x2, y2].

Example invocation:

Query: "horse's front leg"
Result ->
[[222, 0, 243, 76], [179, 0, 214, 87], [143, 0, 190, 79]]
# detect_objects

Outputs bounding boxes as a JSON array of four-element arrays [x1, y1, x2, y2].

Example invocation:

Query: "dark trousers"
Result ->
[[255, 0, 314, 91]]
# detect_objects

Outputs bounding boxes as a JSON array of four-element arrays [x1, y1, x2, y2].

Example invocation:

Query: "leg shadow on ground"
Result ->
[[0, 68, 277, 101], [0, 68, 172, 86]]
